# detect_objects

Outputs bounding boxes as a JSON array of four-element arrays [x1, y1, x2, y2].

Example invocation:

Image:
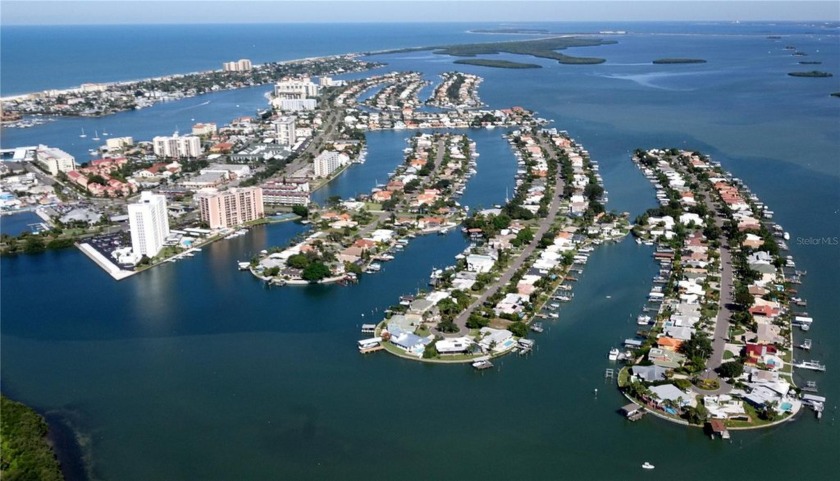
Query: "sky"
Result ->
[[2, 0, 838, 25]]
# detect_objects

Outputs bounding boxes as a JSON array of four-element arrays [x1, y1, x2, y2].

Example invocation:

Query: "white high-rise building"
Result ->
[[153, 134, 202, 159], [274, 77, 319, 100], [313, 151, 349, 178], [275, 116, 296, 146], [129, 191, 170, 258], [223, 59, 252, 72]]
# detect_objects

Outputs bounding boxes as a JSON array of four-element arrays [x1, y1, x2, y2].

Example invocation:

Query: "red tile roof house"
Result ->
[[418, 217, 444, 229], [749, 304, 780, 318], [372, 190, 393, 202], [744, 343, 777, 365], [353, 239, 377, 251]]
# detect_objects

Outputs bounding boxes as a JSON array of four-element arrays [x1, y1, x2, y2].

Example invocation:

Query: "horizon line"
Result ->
[[5, 19, 839, 26]]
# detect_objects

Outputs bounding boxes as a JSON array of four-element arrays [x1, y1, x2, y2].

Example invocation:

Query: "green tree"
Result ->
[[437, 319, 459, 333], [508, 321, 528, 337], [466, 314, 490, 329], [23, 236, 46, 254], [287, 254, 310, 269], [0, 395, 64, 481], [422, 340, 439, 359], [716, 361, 744, 379], [679, 332, 713, 360], [292, 205, 309, 218], [492, 214, 511, 230], [344, 261, 362, 275], [302, 262, 331, 282]]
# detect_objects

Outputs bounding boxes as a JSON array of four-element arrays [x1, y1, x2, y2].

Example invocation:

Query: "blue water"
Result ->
[[2, 22, 839, 481], [0, 211, 42, 236]]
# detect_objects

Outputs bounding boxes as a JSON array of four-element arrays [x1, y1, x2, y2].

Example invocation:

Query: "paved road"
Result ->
[[687, 178, 734, 395], [357, 138, 447, 239], [443, 139, 564, 337]]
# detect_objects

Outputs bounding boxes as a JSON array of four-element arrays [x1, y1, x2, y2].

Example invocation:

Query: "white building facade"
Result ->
[[153, 134, 202, 159], [128, 191, 170, 258], [313, 151, 348, 178], [275, 116, 296, 146], [274, 77, 320, 99], [36, 145, 76, 175]]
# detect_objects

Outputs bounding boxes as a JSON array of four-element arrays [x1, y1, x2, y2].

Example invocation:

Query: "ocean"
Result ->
[[1, 22, 839, 481]]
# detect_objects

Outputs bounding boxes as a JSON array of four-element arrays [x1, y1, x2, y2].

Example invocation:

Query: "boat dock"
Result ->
[[620, 403, 645, 422], [361, 324, 377, 334], [793, 360, 826, 372]]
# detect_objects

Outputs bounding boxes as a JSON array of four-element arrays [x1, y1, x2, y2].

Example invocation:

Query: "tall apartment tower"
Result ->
[[275, 116, 296, 146], [198, 187, 265, 229], [128, 191, 170, 258]]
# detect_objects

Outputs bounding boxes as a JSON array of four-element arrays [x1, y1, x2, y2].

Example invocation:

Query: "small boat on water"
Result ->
[[642, 462, 655, 470], [608, 348, 620, 361], [472, 359, 493, 370], [637, 315, 652, 325]]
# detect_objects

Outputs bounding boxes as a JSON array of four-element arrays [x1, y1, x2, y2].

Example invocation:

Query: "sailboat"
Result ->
[[92, 130, 100, 141], [79, 128, 87, 138]]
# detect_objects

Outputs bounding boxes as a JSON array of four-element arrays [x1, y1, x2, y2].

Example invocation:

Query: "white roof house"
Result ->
[[435, 337, 474, 354], [466, 254, 495, 273]]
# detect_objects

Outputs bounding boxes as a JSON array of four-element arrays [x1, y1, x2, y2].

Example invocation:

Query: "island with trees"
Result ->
[[368, 36, 616, 65], [0, 395, 65, 481], [453, 59, 542, 69], [787, 71, 833, 78]]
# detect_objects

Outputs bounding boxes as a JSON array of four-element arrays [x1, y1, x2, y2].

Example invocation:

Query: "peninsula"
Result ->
[[361, 129, 628, 363], [615, 148, 822, 431]]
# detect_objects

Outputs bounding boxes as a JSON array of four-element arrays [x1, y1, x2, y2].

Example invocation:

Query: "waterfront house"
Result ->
[[493, 293, 529, 317], [466, 254, 495, 273], [478, 327, 514, 354], [388, 328, 431, 357], [648, 348, 687, 369], [744, 343, 777, 365], [436, 337, 474, 355], [703, 395, 746, 420], [657, 337, 684, 352], [649, 384, 696, 409], [632, 365, 669, 383]]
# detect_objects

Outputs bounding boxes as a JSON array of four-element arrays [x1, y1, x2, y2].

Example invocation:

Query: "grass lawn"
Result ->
[[617, 367, 630, 388]]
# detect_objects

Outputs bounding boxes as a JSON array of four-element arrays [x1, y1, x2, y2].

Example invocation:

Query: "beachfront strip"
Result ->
[[246, 132, 474, 285], [362, 129, 629, 364], [1, 55, 379, 121], [615, 148, 824, 433]]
